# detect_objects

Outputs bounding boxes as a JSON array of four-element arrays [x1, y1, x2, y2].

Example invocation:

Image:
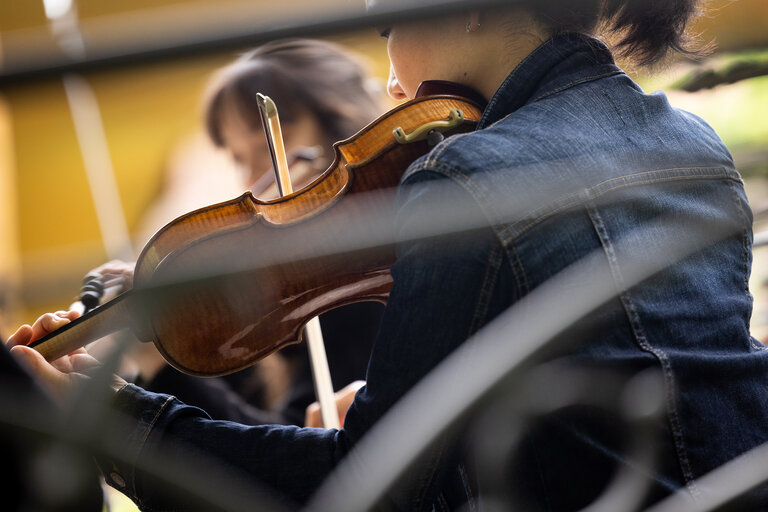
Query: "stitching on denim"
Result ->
[[499, 170, 737, 242], [504, 169, 736, 240], [458, 464, 477, 512], [499, 168, 739, 241], [726, 179, 752, 294], [584, 197, 700, 497], [591, 166, 739, 193], [506, 243, 530, 298], [748, 337, 767, 351], [401, 125, 482, 183], [726, 179, 764, 351], [603, 90, 627, 126], [436, 493, 449, 511], [469, 70, 622, 132], [425, 131, 472, 164], [407, 161, 491, 214], [402, 132, 478, 184], [413, 439, 449, 510], [623, 294, 700, 496], [531, 70, 623, 103], [404, 162, 532, 298], [468, 244, 504, 337], [724, 181, 766, 352], [131, 394, 176, 506]]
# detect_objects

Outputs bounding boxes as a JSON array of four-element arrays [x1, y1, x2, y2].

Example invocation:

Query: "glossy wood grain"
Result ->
[[33, 94, 484, 376]]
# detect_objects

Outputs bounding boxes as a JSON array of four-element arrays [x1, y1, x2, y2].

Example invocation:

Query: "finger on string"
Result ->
[[53, 310, 81, 322], [62, 310, 81, 321], [7, 324, 33, 347], [30, 313, 72, 342]]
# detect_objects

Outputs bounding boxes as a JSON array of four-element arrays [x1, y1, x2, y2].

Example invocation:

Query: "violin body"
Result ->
[[31, 93, 484, 376]]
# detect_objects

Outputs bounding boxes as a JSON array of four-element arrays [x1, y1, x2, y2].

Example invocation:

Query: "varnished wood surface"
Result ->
[[33, 95, 484, 376]]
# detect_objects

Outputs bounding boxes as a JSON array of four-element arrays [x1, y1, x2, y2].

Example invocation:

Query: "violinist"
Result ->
[[204, 38, 384, 197], [8, 0, 768, 510]]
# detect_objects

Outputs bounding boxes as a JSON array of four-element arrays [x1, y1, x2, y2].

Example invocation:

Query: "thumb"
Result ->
[[10, 345, 70, 397], [7, 324, 33, 347]]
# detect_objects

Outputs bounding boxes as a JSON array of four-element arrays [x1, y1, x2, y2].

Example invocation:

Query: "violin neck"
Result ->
[[28, 292, 133, 362]]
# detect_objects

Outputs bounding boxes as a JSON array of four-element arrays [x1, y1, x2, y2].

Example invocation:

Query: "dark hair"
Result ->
[[205, 39, 383, 149], [522, 0, 706, 66]]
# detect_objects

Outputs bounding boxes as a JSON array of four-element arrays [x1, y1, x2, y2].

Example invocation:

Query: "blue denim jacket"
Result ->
[[103, 34, 768, 510]]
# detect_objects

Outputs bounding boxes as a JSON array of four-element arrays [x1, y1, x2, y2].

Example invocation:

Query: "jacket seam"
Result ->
[[622, 294, 700, 496], [407, 162, 738, 248], [401, 130, 478, 183], [131, 394, 177, 508], [403, 161, 530, 296], [468, 243, 504, 337], [436, 492, 449, 511], [531, 70, 624, 103], [725, 180, 766, 352], [726, 178, 752, 296], [506, 243, 531, 299], [478, 70, 623, 131], [413, 439, 449, 511], [499, 168, 739, 242], [403, 161, 492, 220], [584, 195, 700, 498], [458, 464, 477, 512]]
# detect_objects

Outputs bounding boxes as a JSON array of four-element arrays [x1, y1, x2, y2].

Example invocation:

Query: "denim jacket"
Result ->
[[102, 34, 768, 511]]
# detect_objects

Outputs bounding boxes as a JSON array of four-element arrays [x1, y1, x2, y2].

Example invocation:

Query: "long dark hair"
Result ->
[[205, 38, 383, 150], [522, 0, 707, 65]]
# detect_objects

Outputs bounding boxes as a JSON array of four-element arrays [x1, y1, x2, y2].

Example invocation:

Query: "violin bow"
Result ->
[[256, 93, 341, 430]]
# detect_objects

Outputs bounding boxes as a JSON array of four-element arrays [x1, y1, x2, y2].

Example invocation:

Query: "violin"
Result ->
[[29, 83, 484, 377]]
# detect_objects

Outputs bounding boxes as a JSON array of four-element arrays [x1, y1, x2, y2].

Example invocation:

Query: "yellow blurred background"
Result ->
[[0, 0, 767, 336]]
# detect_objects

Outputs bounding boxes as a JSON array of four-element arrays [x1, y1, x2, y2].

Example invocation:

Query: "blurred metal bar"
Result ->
[[754, 230, 768, 248], [62, 73, 134, 261], [308, 211, 738, 512], [0, 0, 508, 86]]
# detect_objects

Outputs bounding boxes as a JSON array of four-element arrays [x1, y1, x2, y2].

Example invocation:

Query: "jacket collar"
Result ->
[[478, 33, 622, 129]]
